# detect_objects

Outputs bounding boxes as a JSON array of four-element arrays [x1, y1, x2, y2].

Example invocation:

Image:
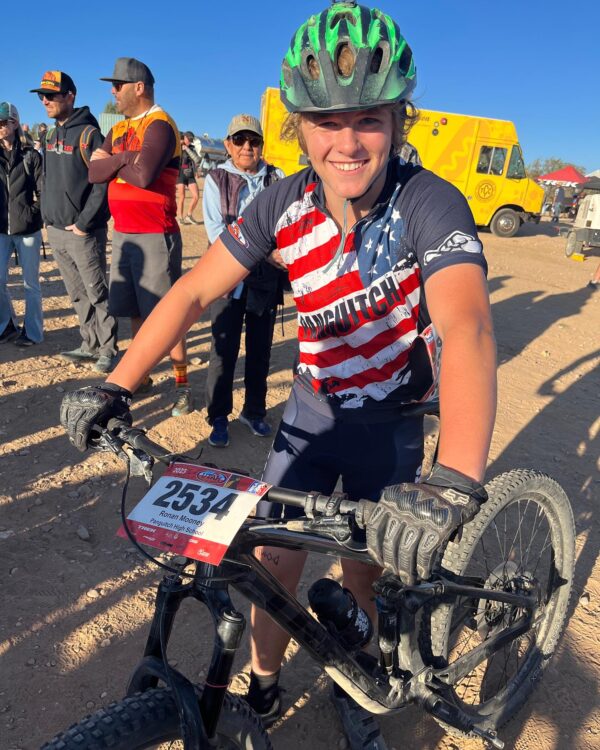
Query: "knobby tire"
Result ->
[[41, 686, 272, 750]]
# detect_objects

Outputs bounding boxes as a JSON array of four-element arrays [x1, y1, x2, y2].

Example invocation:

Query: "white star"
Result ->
[[365, 238, 374, 251], [391, 209, 401, 222], [389, 230, 396, 242], [383, 225, 391, 234], [376, 243, 384, 256]]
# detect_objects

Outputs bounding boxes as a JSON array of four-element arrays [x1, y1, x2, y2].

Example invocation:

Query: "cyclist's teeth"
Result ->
[[335, 162, 363, 171]]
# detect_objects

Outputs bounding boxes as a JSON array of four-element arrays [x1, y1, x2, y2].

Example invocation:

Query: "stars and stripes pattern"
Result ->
[[275, 181, 425, 408]]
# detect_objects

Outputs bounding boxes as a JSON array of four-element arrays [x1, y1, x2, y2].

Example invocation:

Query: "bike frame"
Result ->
[[127, 520, 534, 750]]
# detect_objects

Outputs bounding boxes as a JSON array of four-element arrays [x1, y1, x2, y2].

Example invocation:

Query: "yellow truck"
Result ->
[[260, 87, 543, 237]]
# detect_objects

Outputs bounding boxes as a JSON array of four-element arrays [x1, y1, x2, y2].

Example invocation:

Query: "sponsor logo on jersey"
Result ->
[[423, 231, 481, 266], [227, 221, 249, 248]]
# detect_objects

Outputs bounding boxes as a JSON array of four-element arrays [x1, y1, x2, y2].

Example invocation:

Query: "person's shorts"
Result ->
[[109, 231, 182, 319], [257, 382, 424, 521], [177, 172, 196, 186]]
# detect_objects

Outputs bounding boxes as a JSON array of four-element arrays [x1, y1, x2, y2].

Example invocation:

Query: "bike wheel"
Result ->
[[41, 686, 272, 750], [421, 469, 575, 736]]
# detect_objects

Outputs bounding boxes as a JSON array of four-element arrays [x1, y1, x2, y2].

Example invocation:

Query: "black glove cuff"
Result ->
[[100, 382, 133, 402], [425, 462, 488, 503]]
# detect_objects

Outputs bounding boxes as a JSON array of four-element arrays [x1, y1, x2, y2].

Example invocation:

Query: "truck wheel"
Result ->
[[565, 231, 583, 257], [490, 208, 520, 238]]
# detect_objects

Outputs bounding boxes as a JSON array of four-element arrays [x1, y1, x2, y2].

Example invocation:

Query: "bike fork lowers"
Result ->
[[126, 563, 246, 748]]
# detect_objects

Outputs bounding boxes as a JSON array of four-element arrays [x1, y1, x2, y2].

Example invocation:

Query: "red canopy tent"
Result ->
[[537, 166, 587, 186]]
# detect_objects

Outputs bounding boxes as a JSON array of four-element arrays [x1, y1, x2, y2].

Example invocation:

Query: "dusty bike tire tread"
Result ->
[[423, 469, 575, 736], [41, 686, 273, 750]]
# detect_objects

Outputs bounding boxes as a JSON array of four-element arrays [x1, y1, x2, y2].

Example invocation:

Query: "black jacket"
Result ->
[[42, 106, 110, 232], [0, 139, 43, 236]]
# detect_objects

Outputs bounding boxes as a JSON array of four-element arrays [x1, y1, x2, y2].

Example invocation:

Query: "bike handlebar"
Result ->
[[98, 419, 376, 529]]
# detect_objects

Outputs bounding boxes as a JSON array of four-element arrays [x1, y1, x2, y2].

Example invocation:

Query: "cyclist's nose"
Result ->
[[334, 126, 364, 157]]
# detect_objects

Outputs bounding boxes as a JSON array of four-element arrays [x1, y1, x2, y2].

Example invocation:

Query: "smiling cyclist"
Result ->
[[60, 2, 497, 748]]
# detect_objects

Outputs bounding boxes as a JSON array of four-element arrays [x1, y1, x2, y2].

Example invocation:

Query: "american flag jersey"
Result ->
[[221, 159, 486, 412]]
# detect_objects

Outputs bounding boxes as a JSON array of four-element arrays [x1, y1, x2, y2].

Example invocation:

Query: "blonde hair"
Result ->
[[280, 101, 419, 156]]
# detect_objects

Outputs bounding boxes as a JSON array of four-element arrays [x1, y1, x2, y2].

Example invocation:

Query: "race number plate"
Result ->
[[118, 463, 270, 565]]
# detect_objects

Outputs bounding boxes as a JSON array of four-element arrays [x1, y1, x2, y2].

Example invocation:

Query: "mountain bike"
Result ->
[[42, 412, 575, 750]]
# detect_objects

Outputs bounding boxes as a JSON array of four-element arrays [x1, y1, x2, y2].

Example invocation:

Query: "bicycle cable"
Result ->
[[119, 455, 197, 579]]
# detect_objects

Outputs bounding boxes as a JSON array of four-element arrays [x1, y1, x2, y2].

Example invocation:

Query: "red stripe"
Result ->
[[299, 314, 417, 368], [315, 345, 414, 396], [287, 233, 339, 281], [277, 206, 328, 248], [295, 270, 366, 313]]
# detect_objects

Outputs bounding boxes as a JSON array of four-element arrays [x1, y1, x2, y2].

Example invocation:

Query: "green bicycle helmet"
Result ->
[[280, 1, 416, 113]]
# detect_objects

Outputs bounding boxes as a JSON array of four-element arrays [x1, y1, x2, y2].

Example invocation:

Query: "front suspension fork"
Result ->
[[127, 563, 246, 748]]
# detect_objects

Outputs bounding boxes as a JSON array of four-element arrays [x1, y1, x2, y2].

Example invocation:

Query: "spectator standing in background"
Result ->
[[202, 114, 286, 447], [90, 57, 193, 417], [0, 102, 44, 347], [177, 130, 201, 225], [21, 123, 34, 147], [551, 186, 565, 223], [31, 71, 117, 372], [38, 122, 48, 151]]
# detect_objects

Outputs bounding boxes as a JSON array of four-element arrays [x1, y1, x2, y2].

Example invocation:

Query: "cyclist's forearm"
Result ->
[[436, 324, 497, 483]]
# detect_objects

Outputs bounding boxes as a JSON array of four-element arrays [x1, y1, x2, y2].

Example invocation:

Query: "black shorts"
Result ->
[[177, 172, 196, 186], [257, 382, 424, 520]]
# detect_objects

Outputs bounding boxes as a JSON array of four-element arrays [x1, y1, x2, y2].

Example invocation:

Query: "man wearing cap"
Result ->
[[89, 57, 193, 417], [31, 71, 117, 373], [0, 102, 44, 347], [176, 131, 201, 225], [202, 114, 286, 447]]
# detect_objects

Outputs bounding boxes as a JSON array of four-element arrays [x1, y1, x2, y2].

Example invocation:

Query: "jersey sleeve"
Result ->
[[218, 177, 283, 270], [403, 171, 488, 282]]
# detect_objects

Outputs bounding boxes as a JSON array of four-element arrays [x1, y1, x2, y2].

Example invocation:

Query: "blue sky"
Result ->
[[5, 1, 599, 172]]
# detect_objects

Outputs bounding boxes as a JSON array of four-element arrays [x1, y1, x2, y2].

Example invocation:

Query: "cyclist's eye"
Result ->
[[358, 117, 384, 128]]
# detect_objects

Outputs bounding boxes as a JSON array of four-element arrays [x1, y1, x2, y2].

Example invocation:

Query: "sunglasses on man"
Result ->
[[0, 120, 12, 127], [37, 92, 66, 102], [230, 133, 263, 148], [111, 82, 133, 92]]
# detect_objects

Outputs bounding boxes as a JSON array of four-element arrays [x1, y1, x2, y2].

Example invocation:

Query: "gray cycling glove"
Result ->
[[366, 463, 487, 584], [60, 384, 133, 452]]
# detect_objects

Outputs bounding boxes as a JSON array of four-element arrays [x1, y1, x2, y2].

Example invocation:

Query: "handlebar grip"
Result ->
[[107, 420, 171, 461], [265, 485, 310, 508], [355, 498, 377, 529]]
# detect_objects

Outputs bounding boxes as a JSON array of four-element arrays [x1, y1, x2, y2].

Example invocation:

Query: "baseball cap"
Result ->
[[30, 71, 77, 96], [183, 130, 195, 140], [226, 114, 263, 138], [0, 102, 19, 122], [100, 58, 155, 86]]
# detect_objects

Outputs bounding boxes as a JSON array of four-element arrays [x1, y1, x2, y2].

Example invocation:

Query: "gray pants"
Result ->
[[47, 226, 118, 357]]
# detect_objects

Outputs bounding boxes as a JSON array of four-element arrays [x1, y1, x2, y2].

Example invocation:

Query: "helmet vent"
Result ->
[[305, 55, 321, 80], [336, 44, 355, 77], [398, 45, 413, 75], [330, 11, 357, 28], [370, 46, 384, 74]]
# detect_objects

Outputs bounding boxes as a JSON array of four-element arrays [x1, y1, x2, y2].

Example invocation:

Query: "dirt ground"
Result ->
[[0, 193, 598, 750]]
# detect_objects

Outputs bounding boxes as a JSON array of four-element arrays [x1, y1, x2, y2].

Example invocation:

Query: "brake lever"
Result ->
[[286, 515, 354, 543], [123, 446, 154, 484]]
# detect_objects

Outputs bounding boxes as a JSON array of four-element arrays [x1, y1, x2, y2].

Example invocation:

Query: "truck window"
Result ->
[[477, 146, 507, 176], [507, 145, 526, 179]]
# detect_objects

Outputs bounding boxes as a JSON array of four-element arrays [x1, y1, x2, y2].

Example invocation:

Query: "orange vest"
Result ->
[[108, 108, 180, 233]]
